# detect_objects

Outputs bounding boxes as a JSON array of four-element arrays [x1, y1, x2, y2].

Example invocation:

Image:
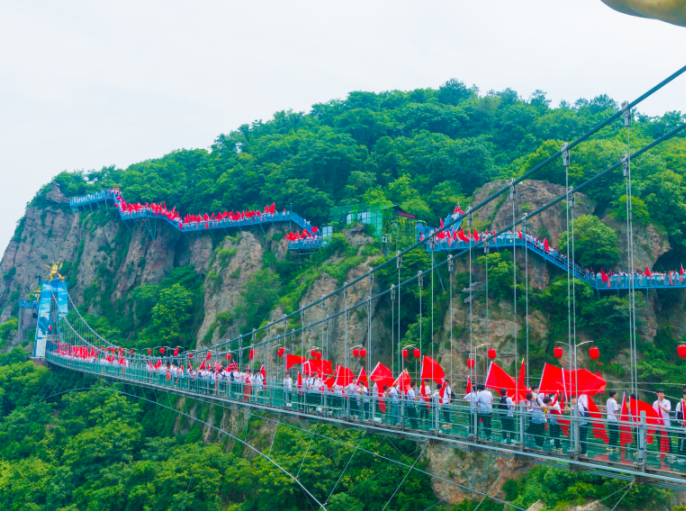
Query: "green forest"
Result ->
[[4, 80, 686, 510]]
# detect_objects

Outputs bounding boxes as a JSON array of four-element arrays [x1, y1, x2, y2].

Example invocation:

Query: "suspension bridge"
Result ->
[[27, 64, 686, 508]]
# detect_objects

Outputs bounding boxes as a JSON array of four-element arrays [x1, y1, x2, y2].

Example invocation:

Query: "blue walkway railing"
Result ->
[[423, 233, 684, 292], [69, 190, 320, 248]]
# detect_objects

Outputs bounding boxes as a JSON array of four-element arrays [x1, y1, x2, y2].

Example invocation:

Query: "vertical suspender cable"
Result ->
[[431, 251, 435, 383], [524, 214, 529, 388], [449, 255, 454, 386], [563, 143, 575, 396], [468, 209, 474, 384], [511, 181, 518, 383], [622, 101, 639, 399]]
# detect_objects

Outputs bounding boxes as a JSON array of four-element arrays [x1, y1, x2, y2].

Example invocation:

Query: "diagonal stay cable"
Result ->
[[89, 386, 330, 510], [208, 402, 525, 511], [325, 431, 366, 504], [381, 444, 426, 511]]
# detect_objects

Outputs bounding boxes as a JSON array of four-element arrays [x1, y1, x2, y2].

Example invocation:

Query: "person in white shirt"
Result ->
[[347, 383, 360, 418], [653, 389, 672, 454], [388, 385, 400, 426], [419, 381, 432, 429], [283, 374, 293, 406], [464, 387, 478, 437], [440, 381, 453, 430], [360, 383, 370, 419], [406, 382, 419, 429], [606, 390, 620, 451], [476, 384, 494, 440], [675, 388, 686, 462]]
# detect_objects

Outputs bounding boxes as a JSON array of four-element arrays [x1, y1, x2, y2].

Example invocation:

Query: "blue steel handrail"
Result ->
[[69, 190, 316, 243], [423, 233, 686, 291]]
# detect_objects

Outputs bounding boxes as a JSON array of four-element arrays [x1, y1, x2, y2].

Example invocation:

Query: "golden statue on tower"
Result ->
[[43, 261, 66, 282], [601, 0, 686, 26]]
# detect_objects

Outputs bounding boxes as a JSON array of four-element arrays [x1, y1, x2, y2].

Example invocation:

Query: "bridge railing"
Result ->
[[424, 234, 686, 291], [288, 237, 324, 251], [46, 349, 686, 479], [69, 190, 120, 208]]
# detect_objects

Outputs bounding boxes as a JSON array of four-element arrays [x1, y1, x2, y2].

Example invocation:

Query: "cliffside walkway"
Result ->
[[69, 190, 320, 250], [422, 232, 682, 291], [45, 344, 686, 492]]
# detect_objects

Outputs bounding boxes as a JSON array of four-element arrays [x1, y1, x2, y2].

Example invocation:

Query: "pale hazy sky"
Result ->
[[0, 0, 684, 250]]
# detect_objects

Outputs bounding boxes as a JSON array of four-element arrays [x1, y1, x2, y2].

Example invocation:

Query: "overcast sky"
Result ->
[[0, 0, 684, 250]]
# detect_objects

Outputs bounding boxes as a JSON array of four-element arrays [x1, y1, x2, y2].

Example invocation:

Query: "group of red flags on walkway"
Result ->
[[484, 361, 672, 452], [285, 226, 320, 241], [114, 196, 280, 231]]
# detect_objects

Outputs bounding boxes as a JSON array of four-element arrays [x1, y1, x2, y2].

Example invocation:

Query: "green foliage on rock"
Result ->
[[558, 214, 620, 269]]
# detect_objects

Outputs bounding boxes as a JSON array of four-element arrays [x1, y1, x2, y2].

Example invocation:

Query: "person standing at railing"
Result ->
[[548, 395, 562, 451], [476, 384, 494, 441], [389, 384, 400, 426], [675, 388, 686, 464], [567, 396, 588, 455], [283, 373, 293, 407], [653, 389, 673, 455], [361, 382, 370, 419], [497, 388, 514, 444], [464, 386, 478, 437], [526, 393, 545, 448], [348, 381, 360, 418], [406, 382, 419, 429], [440, 380, 453, 431], [606, 390, 620, 452]]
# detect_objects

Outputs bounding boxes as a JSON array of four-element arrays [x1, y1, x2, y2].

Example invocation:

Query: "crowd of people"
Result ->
[[114, 196, 290, 231], [50, 344, 686, 465], [422, 215, 686, 288]]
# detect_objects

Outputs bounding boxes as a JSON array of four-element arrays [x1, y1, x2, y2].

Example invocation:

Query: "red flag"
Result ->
[[199, 359, 206, 370], [303, 358, 334, 375], [440, 218, 444, 228], [286, 354, 306, 370], [297, 372, 303, 392], [334, 365, 355, 387], [601, 268, 609, 283], [518, 230, 523, 239], [680, 264, 684, 276], [646, 266, 652, 277], [166, 366, 171, 381], [473, 229, 480, 242], [484, 362, 527, 402], [393, 369, 412, 393], [516, 359, 527, 403], [619, 392, 633, 446], [420, 356, 445, 385], [355, 367, 368, 386], [538, 363, 606, 397], [465, 376, 472, 394], [543, 238, 550, 253], [370, 362, 394, 389], [377, 384, 386, 413], [260, 364, 266, 381], [587, 396, 609, 444], [323, 376, 336, 389], [629, 397, 661, 444]]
